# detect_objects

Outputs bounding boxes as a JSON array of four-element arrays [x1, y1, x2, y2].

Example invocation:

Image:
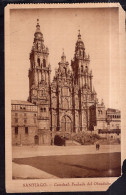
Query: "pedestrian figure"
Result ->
[[96, 143, 100, 150], [107, 159, 126, 195]]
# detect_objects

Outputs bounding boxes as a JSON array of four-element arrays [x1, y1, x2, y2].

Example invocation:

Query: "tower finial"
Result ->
[[62, 48, 65, 57], [37, 18, 39, 25], [36, 18, 40, 32], [61, 48, 66, 62], [78, 29, 81, 39]]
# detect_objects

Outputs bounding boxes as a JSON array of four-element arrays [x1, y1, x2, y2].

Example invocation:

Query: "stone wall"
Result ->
[[11, 104, 38, 145], [12, 126, 38, 145]]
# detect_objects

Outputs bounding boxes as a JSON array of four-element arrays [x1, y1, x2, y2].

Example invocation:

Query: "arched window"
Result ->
[[15, 127, 18, 135], [41, 89, 45, 96], [61, 115, 72, 132], [63, 98, 69, 109], [40, 108, 43, 112], [62, 87, 69, 96], [40, 107, 46, 112], [43, 59, 46, 67], [25, 127, 28, 134], [37, 58, 40, 66], [81, 65, 83, 72]]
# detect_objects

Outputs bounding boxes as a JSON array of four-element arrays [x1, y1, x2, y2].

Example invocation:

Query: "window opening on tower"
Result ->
[[43, 59, 46, 67], [37, 58, 40, 66]]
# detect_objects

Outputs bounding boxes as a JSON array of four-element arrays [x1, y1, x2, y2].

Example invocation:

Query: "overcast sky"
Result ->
[[9, 7, 121, 109]]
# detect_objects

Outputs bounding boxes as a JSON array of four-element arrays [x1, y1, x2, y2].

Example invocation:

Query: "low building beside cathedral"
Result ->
[[11, 20, 121, 146]]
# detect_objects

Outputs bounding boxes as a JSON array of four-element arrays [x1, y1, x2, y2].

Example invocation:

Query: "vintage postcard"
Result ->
[[5, 3, 126, 193]]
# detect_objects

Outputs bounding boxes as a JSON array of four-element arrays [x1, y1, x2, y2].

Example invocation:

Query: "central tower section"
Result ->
[[29, 19, 51, 144]]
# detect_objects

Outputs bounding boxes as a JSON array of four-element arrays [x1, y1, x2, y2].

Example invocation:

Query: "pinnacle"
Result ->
[[78, 29, 81, 39], [62, 48, 66, 57]]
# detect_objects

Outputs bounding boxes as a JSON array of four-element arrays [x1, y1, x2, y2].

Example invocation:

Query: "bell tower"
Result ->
[[29, 19, 50, 103], [28, 19, 51, 144], [71, 30, 91, 89], [71, 31, 97, 132]]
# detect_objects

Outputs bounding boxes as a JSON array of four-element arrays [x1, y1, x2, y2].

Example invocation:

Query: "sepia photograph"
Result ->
[[5, 3, 126, 192]]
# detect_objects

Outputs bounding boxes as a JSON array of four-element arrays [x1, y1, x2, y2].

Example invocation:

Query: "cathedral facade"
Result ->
[[11, 20, 120, 145]]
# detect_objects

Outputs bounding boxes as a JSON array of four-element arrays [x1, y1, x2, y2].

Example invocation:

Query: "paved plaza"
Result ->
[[12, 145, 121, 179]]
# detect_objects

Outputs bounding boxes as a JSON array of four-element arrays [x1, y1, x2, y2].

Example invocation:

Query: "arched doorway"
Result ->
[[54, 135, 65, 146], [61, 115, 72, 132], [34, 135, 39, 145]]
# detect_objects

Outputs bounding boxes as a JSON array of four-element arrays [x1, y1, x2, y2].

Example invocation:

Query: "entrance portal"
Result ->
[[54, 135, 65, 146], [61, 115, 72, 132], [34, 135, 39, 145]]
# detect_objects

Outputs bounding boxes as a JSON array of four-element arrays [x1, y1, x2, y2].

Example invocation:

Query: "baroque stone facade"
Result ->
[[11, 20, 121, 145]]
